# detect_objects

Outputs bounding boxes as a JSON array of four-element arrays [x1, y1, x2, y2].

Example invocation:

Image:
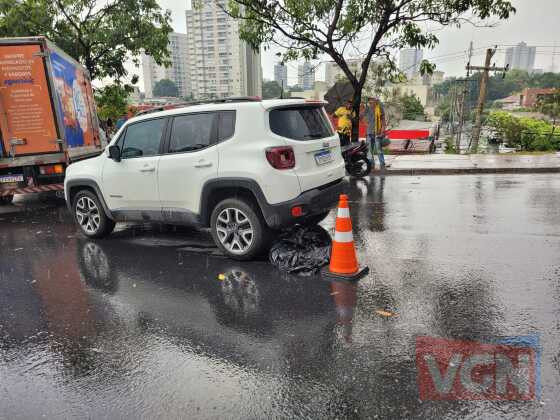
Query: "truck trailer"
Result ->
[[0, 37, 103, 204]]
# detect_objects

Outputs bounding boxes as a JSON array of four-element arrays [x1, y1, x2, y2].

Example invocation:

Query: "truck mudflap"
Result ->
[[0, 183, 64, 196]]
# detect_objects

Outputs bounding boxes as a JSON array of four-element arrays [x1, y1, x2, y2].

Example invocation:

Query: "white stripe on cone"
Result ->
[[337, 207, 350, 218], [334, 230, 354, 243]]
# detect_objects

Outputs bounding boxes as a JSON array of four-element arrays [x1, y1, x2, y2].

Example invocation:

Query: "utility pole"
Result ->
[[470, 47, 507, 153], [551, 42, 557, 73], [455, 42, 473, 153], [448, 85, 455, 134]]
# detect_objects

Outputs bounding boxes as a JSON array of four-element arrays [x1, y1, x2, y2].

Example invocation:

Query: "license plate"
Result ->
[[0, 175, 23, 183], [314, 150, 333, 166]]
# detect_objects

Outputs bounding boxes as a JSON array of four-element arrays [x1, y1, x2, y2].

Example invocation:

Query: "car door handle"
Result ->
[[139, 167, 155, 173], [194, 161, 213, 168]]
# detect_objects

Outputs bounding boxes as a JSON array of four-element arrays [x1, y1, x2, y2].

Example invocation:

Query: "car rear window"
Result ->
[[269, 106, 333, 141]]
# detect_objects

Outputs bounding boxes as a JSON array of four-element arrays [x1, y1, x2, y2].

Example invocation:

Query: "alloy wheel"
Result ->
[[76, 196, 101, 234], [215, 207, 254, 254]]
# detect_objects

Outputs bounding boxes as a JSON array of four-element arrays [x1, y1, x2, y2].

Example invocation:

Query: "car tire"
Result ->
[[302, 211, 331, 226], [73, 190, 115, 238], [210, 197, 270, 261], [0, 195, 14, 205]]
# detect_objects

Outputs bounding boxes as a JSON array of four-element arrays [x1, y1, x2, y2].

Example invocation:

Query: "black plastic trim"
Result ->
[[200, 177, 345, 229], [65, 178, 115, 220]]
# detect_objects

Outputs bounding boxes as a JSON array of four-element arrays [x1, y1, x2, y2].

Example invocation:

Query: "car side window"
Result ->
[[218, 111, 236, 141], [169, 113, 216, 153], [121, 118, 166, 159]]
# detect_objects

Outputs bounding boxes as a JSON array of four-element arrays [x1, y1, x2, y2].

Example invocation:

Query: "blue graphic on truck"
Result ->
[[51, 52, 91, 148]]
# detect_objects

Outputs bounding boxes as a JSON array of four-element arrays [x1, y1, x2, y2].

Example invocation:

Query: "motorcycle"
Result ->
[[341, 141, 371, 177]]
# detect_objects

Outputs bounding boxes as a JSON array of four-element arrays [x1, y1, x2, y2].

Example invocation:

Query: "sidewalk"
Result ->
[[372, 153, 560, 175]]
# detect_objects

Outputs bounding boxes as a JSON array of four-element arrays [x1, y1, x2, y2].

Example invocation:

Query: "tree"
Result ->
[[153, 79, 179, 97], [486, 111, 558, 151], [537, 89, 560, 143], [95, 83, 133, 122], [262, 81, 283, 99], [0, 0, 172, 81], [400, 93, 425, 120], [219, 0, 514, 139]]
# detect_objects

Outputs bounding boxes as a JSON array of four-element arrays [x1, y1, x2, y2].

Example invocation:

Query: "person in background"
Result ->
[[99, 126, 108, 147], [334, 100, 354, 147], [363, 97, 390, 169], [105, 118, 114, 136], [115, 115, 127, 131]]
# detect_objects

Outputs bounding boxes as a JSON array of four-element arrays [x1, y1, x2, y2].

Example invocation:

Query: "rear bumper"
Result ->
[[0, 183, 64, 196], [262, 178, 345, 228]]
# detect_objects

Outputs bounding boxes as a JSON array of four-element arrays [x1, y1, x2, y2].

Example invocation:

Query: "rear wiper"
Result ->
[[303, 133, 324, 139]]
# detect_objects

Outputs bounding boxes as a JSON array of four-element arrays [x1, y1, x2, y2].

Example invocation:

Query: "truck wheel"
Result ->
[[73, 190, 115, 238], [210, 197, 269, 261], [0, 195, 14, 205]]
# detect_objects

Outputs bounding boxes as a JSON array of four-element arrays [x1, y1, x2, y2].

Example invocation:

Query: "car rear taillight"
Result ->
[[266, 146, 295, 170], [39, 164, 64, 175]]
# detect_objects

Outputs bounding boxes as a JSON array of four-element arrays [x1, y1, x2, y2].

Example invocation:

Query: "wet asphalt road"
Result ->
[[1, 174, 560, 419]]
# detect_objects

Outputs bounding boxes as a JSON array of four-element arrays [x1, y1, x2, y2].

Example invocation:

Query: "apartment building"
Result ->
[[399, 49, 423, 78], [505, 42, 536, 72], [142, 32, 190, 98], [274, 63, 288, 89], [185, 1, 262, 99], [297, 61, 315, 90]]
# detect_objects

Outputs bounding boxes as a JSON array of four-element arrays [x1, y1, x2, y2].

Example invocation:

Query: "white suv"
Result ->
[[65, 98, 346, 259]]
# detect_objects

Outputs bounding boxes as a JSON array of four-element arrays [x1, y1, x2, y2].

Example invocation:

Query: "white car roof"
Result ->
[[124, 99, 327, 126]]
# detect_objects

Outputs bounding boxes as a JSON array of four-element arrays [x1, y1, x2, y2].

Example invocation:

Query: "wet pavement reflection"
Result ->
[[1, 174, 560, 418]]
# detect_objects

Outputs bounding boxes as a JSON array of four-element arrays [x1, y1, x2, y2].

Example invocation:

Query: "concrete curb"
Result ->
[[370, 167, 560, 175]]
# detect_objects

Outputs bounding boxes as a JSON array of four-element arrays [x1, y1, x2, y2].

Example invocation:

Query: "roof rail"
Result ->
[[133, 97, 262, 117], [135, 107, 166, 116], [185, 96, 262, 106]]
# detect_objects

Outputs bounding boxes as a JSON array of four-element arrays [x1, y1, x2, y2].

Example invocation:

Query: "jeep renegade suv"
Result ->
[[65, 98, 346, 259]]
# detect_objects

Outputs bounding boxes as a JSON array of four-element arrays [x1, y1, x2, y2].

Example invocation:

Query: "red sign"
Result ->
[[386, 129, 430, 140]]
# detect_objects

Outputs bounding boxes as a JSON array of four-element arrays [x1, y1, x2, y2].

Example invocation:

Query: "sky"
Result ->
[[136, 0, 560, 87]]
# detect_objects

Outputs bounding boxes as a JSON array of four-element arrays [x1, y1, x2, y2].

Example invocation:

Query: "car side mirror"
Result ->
[[108, 145, 121, 162]]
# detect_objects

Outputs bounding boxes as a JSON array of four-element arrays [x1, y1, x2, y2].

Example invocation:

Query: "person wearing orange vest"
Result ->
[[363, 97, 390, 169]]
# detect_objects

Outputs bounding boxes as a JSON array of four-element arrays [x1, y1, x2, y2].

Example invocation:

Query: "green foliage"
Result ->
[[537, 89, 560, 122], [400, 93, 425, 120], [486, 111, 559, 151], [419, 60, 436, 76], [444, 137, 457, 154], [434, 71, 560, 105], [436, 101, 451, 121], [0, 0, 172, 81], [262, 81, 283, 99], [94, 83, 132, 122], [153, 79, 179, 97]]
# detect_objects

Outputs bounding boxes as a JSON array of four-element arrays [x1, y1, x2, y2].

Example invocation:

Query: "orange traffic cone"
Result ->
[[322, 194, 369, 282]]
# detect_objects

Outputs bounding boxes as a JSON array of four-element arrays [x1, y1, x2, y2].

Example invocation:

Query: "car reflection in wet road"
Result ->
[[1, 174, 560, 418]]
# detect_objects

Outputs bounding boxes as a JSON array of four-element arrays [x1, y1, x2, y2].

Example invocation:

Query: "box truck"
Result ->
[[0, 37, 103, 204]]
